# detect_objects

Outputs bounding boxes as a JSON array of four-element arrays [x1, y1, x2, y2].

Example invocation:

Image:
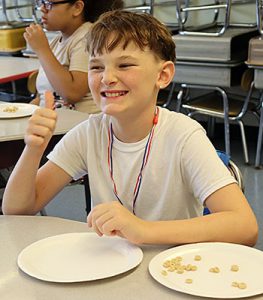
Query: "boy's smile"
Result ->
[[100, 90, 128, 98]]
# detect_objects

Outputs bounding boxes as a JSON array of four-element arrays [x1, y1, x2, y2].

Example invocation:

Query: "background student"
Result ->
[[24, 0, 123, 112]]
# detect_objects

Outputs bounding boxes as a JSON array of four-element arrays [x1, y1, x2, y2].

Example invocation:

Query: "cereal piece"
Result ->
[[174, 256, 182, 262], [194, 255, 201, 261], [185, 278, 193, 284], [230, 264, 239, 272], [185, 264, 192, 271], [214, 267, 220, 273], [161, 270, 168, 276], [163, 260, 171, 268], [209, 267, 220, 273], [190, 265, 197, 271], [238, 282, 247, 289], [167, 266, 176, 272], [176, 266, 185, 274], [232, 281, 239, 287]]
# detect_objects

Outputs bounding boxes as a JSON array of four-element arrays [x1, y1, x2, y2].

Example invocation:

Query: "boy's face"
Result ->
[[88, 40, 166, 119]]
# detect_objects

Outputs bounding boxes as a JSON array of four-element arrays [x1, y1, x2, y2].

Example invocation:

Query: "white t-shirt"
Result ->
[[36, 22, 99, 113], [47, 107, 236, 220]]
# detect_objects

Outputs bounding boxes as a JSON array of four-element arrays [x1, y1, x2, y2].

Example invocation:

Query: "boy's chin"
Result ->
[[101, 104, 124, 116]]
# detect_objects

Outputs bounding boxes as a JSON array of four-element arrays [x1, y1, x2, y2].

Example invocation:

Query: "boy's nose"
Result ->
[[101, 69, 117, 86]]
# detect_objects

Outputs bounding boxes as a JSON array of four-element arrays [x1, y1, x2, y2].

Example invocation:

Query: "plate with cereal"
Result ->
[[0, 103, 38, 119], [149, 242, 263, 298], [17, 232, 143, 282]]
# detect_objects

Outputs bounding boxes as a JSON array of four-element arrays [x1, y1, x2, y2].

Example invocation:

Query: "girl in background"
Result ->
[[24, 0, 123, 112]]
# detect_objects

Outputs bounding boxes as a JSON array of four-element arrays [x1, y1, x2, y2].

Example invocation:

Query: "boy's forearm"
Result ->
[[2, 146, 44, 215], [142, 212, 258, 246]]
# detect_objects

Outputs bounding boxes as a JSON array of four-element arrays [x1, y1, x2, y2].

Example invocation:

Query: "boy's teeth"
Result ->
[[105, 92, 125, 97]]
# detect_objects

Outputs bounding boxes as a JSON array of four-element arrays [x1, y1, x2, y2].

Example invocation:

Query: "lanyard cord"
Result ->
[[107, 107, 159, 214]]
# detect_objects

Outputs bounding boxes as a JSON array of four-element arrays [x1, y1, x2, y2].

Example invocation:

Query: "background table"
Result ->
[[3, 215, 261, 300], [0, 108, 89, 168], [0, 56, 39, 84]]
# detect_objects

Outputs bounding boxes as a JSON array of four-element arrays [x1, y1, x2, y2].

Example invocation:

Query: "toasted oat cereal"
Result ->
[[194, 255, 201, 261], [161, 270, 168, 276], [238, 282, 247, 289], [176, 266, 185, 274], [162, 260, 171, 268], [190, 265, 197, 271], [185, 278, 193, 284], [209, 267, 220, 273], [232, 281, 239, 287], [230, 264, 239, 272], [167, 266, 176, 272], [3, 105, 19, 113]]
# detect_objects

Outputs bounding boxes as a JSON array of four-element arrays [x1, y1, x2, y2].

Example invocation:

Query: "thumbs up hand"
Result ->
[[25, 91, 57, 149]]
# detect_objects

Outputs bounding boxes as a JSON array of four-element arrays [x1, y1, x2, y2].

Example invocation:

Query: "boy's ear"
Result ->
[[156, 61, 175, 89]]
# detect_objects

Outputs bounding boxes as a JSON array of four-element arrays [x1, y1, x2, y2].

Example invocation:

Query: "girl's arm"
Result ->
[[24, 24, 88, 103]]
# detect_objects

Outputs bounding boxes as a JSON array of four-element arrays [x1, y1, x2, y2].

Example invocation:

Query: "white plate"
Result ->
[[0, 103, 38, 118], [17, 232, 143, 282], [149, 242, 263, 298]]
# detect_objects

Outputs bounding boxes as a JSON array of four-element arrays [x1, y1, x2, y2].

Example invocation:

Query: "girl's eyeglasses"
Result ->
[[35, 0, 72, 11]]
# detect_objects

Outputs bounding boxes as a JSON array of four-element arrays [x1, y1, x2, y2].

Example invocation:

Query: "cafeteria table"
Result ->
[[0, 108, 89, 169], [0, 56, 39, 84], [0, 215, 263, 300]]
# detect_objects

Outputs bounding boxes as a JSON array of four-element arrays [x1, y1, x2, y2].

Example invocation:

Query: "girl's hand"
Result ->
[[87, 201, 148, 244], [23, 24, 49, 54], [25, 91, 57, 149]]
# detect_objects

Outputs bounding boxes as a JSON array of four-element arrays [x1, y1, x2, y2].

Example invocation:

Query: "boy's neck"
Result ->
[[111, 108, 158, 143]]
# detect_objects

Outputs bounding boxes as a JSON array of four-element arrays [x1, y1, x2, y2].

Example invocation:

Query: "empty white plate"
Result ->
[[18, 232, 143, 282]]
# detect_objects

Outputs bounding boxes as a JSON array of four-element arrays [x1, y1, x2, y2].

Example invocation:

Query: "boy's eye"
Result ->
[[119, 64, 135, 68], [89, 65, 103, 71]]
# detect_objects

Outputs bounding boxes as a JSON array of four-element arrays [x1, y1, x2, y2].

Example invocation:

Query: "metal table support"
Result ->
[[255, 93, 263, 168]]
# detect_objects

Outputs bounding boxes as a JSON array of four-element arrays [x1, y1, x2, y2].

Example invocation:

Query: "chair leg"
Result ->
[[40, 208, 47, 216], [237, 120, 249, 164], [207, 117, 215, 138], [217, 88, 230, 157], [83, 174, 91, 214], [163, 81, 176, 108]]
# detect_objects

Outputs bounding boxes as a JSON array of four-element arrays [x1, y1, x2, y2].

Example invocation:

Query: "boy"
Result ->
[[3, 11, 258, 246]]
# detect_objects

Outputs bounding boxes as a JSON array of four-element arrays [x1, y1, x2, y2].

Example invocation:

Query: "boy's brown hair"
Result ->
[[86, 10, 176, 62]]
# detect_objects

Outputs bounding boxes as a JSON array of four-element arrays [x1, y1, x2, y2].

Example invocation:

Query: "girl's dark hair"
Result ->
[[86, 10, 176, 62], [82, 0, 124, 22]]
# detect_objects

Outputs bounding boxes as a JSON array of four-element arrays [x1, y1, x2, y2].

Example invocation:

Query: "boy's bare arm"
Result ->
[[87, 183, 258, 246], [2, 92, 70, 215]]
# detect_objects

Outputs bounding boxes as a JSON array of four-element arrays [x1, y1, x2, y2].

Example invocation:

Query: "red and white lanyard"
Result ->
[[107, 107, 159, 214]]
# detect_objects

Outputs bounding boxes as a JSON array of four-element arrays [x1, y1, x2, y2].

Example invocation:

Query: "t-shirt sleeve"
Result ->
[[180, 128, 237, 204], [47, 122, 89, 180]]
